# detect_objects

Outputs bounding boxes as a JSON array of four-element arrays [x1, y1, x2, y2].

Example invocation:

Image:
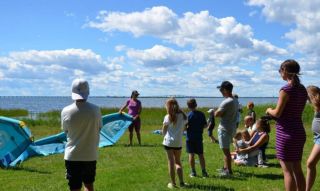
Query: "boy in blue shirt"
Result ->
[[186, 98, 208, 178]]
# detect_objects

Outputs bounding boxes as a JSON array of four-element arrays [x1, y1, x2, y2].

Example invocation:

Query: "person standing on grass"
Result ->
[[186, 98, 209, 178], [266, 59, 308, 191], [207, 108, 219, 143], [215, 81, 238, 177], [247, 101, 256, 123], [162, 98, 188, 189], [119, 90, 142, 146], [233, 94, 243, 129], [61, 79, 102, 191], [306, 85, 320, 191]]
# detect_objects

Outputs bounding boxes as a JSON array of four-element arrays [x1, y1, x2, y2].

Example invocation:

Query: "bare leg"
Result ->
[[83, 183, 94, 191], [222, 148, 232, 173], [129, 132, 133, 146], [291, 161, 305, 191], [279, 160, 296, 191], [173, 149, 184, 184], [199, 154, 206, 171], [136, 131, 141, 145], [306, 144, 320, 191], [166, 149, 176, 185], [189, 154, 195, 172]]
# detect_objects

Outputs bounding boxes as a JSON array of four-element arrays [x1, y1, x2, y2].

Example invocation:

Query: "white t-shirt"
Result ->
[[162, 113, 187, 148], [247, 123, 257, 134], [61, 101, 102, 161]]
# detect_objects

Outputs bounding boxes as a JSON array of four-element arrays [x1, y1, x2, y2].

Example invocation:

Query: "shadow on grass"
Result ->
[[185, 183, 235, 191], [265, 162, 281, 168], [235, 170, 283, 180], [4, 166, 51, 174], [266, 154, 277, 160], [122, 143, 161, 147]]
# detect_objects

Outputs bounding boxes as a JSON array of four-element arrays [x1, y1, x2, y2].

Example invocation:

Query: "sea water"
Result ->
[[0, 96, 277, 113]]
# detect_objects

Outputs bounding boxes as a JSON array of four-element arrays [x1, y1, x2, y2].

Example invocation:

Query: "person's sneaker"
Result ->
[[258, 164, 269, 168], [202, 171, 209, 178], [218, 169, 232, 177], [216, 167, 225, 172], [180, 182, 189, 188], [167, 183, 178, 189], [189, 171, 196, 178]]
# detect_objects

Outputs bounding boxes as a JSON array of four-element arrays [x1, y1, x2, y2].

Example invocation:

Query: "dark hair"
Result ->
[[131, 90, 139, 98], [256, 118, 271, 133], [280, 59, 301, 86], [187, 98, 197, 109]]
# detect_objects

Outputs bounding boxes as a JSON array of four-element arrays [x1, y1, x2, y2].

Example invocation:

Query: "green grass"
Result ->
[[0, 105, 319, 191], [0, 109, 28, 117]]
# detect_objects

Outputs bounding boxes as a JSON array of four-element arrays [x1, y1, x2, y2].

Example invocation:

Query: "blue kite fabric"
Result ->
[[0, 113, 132, 167], [0, 116, 32, 167]]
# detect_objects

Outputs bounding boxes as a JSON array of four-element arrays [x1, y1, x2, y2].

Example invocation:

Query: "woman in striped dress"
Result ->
[[266, 59, 308, 191]]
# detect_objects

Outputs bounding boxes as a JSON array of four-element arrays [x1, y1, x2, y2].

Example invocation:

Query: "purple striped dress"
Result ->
[[275, 83, 308, 161]]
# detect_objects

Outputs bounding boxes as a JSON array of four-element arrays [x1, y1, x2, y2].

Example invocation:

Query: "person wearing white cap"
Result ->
[[207, 108, 218, 143], [61, 79, 102, 191]]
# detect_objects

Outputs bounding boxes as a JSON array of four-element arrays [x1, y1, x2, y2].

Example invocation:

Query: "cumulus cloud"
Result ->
[[126, 45, 193, 68], [86, 6, 285, 55], [247, 0, 320, 58], [0, 49, 124, 95], [86, 6, 178, 37]]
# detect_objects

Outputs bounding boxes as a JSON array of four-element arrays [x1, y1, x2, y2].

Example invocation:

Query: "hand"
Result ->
[[265, 108, 272, 115]]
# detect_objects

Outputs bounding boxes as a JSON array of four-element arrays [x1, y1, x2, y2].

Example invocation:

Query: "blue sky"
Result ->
[[1, 0, 319, 97]]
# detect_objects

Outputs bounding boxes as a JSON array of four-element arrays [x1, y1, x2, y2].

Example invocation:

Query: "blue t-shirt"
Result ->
[[186, 110, 207, 141]]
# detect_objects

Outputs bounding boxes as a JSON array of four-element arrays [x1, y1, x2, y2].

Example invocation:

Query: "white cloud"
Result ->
[[126, 45, 193, 68], [247, 0, 320, 58], [86, 6, 178, 37], [0, 49, 125, 96]]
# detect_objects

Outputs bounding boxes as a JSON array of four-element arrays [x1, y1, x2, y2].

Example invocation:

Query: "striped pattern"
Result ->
[[275, 84, 308, 161]]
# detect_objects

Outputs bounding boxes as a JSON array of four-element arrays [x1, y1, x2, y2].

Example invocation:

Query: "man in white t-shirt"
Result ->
[[61, 79, 102, 191], [215, 81, 238, 177]]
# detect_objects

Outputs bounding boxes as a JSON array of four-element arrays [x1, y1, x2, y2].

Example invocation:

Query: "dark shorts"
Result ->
[[128, 117, 141, 133], [65, 160, 97, 190], [164, 146, 182, 150], [186, 140, 203, 154]]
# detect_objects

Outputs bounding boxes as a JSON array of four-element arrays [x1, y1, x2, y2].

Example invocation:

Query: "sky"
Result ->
[[1, 0, 320, 97]]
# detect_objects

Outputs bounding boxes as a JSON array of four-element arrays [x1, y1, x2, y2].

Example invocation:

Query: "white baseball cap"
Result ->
[[71, 79, 89, 100], [207, 109, 214, 113]]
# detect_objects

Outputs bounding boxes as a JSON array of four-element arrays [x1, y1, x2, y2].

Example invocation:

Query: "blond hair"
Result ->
[[165, 98, 187, 124], [307, 85, 320, 111]]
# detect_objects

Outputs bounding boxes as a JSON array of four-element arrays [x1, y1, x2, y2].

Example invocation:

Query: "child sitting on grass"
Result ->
[[232, 130, 250, 165], [186, 98, 209, 178]]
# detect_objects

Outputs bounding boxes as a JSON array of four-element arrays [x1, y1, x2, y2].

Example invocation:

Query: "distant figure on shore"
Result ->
[[215, 81, 238, 177], [233, 94, 243, 129], [247, 101, 256, 123], [61, 79, 102, 191], [207, 108, 218, 143], [186, 98, 208, 178], [162, 98, 188, 189], [306, 85, 320, 191], [266, 59, 308, 191], [119, 90, 142, 146]]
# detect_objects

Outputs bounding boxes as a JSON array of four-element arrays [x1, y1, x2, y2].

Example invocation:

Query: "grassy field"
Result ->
[[0, 104, 319, 191]]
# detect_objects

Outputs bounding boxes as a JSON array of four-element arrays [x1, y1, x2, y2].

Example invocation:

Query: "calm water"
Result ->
[[0, 96, 278, 113]]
